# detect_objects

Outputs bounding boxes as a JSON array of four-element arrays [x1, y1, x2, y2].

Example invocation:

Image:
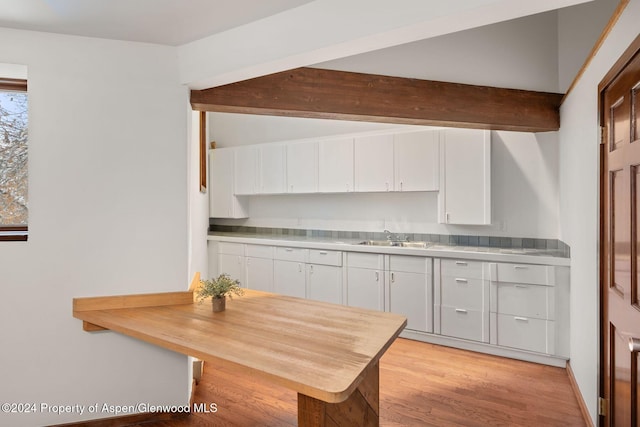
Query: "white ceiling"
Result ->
[[0, 0, 314, 46]]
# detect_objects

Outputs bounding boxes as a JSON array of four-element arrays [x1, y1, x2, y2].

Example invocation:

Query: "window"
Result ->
[[0, 78, 28, 241]]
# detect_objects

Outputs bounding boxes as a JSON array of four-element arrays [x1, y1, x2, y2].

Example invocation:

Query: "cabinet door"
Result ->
[[354, 134, 394, 192], [287, 141, 317, 193], [307, 264, 342, 304], [209, 149, 248, 218], [246, 257, 274, 292], [235, 145, 257, 195], [439, 129, 491, 225], [394, 130, 439, 191], [318, 137, 354, 193], [258, 144, 286, 194], [346, 267, 384, 311], [273, 260, 306, 298], [389, 270, 429, 332], [218, 253, 246, 287]]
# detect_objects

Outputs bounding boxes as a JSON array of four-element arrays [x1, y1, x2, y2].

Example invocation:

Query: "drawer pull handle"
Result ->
[[285, 248, 293, 252], [318, 251, 328, 255], [514, 265, 528, 269], [455, 261, 468, 266], [455, 309, 468, 314], [514, 317, 529, 322], [514, 285, 529, 289], [375, 271, 379, 281], [455, 278, 468, 283], [391, 272, 395, 283]]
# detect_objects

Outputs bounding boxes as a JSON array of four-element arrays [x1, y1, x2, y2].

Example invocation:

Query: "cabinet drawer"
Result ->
[[308, 249, 342, 266], [440, 276, 485, 311], [496, 314, 552, 354], [274, 247, 308, 262], [218, 242, 244, 256], [440, 306, 486, 342], [245, 244, 274, 259], [389, 255, 427, 274], [495, 283, 551, 320], [441, 259, 485, 279], [496, 263, 551, 285], [347, 252, 383, 269]]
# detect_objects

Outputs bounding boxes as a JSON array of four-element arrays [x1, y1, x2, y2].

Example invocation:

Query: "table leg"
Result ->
[[298, 360, 379, 427]]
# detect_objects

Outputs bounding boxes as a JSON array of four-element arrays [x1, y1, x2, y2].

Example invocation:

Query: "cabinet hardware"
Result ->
[[455, 278, 468, 283], [514, 285, 529, 289], [455, 309, 468, 314], [318, 251, 328, 255], [513, 265, 528, 269], [375, 271, 379, 281], [309, 265, 314, 274], [455, 261, 467, 266], [514, 317, 528, 322], [285, 248, 293, 252], [298, 263, 302, 273], [391, 272, 395, 283], [400, 181, 403, 191]]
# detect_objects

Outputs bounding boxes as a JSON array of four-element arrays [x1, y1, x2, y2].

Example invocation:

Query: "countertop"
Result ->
[[207, 232, 570, 266]]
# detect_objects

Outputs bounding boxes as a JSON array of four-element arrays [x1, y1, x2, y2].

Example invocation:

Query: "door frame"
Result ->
[[598, 33, 640, 426]]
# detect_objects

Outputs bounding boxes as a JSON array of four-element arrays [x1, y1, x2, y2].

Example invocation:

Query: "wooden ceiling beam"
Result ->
[[190, 67, 563, 133]]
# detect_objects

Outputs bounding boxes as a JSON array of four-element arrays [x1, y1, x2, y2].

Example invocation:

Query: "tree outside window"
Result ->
[[0, 80, 28, 231]]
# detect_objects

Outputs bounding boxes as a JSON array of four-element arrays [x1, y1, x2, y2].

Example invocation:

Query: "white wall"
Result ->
[[558, 0, 640, 422], [0, 28, 189, 426], [210, 114, 560, 239], [313, 11, 560, 92], [558, 0, 619, 92]]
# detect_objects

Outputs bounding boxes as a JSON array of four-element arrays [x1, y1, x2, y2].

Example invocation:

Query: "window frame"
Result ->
[[0, 77, 28, 241]]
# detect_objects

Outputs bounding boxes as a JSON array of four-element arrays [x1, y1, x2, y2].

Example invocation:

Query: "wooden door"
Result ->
[[600, 35, 640, 426]]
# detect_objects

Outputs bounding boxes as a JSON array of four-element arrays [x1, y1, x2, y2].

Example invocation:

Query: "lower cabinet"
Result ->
[[211, 240, 570, 364], [307, 263, 343, 304], [217, 242, 246, 286], [387, 256, 432, 333], [273, 260, 306, 298], [346, 253, 384, 311], [435, 259, 490, 343]]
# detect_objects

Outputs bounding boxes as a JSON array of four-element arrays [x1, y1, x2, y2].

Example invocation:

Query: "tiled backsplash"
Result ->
[[209, 224, 570, 257]]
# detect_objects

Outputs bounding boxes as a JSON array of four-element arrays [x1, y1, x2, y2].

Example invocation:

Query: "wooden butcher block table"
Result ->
[[73, 274, 407, 426]]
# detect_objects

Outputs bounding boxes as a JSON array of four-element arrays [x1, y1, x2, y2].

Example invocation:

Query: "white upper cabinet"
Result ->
[[439, 129, 491, 225], [258, 144, 286, 194], [234, 145, 257, 195], [286, 141, 317, 194], [394, 130, 439, 192], [354, 134, 394, 192], [318, 137, 354, 193], [209, 148, 248, 219]]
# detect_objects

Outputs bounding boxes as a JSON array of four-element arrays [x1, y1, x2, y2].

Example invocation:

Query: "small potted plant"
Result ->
[[197, 274, 244, 312]]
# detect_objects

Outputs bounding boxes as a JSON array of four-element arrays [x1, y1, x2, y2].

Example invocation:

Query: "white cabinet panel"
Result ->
[[439, 129, 491, 225], [308, 249, 342, 266], [354, 134, 394, 192], [440, 276, 485, 311], [274, 260, 306, 298], [318, 137, 354, 193], [258, 144, 286, 194], [440, 306, 486, 342], [287, 141, 317, 193], [218, 253, 246, 287], [307, 264, 342, 304], [496, 314, 553, 354], [274, 247, 308, 263], [234, 146, 257, 195], [495, 263, 551, 285], [394, 130, 439, 191], [389, 270, 430, 332], [495, 283, 551, 320], [246, 256, 273, 292], [346, 267, 384, 311], [440, 259, 485, 279], [209, 149, 248, 218]]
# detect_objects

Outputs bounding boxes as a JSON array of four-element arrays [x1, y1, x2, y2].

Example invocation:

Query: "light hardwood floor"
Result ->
[[147, 338, 586, 426]]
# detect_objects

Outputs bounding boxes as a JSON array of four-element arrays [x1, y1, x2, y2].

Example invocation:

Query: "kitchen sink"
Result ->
[[356, 240, 432, 249]]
